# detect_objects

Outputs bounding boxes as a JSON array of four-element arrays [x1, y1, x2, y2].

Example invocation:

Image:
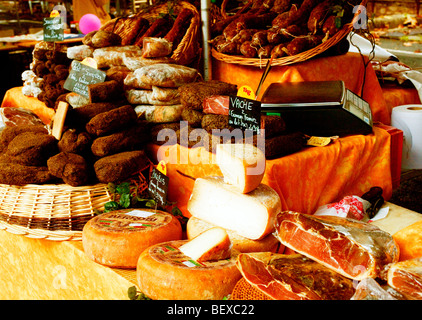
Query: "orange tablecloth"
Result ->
[[147, 126, 392, 217], [212, 52, 391, 125]]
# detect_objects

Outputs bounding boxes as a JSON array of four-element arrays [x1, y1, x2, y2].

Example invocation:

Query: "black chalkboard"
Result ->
[[63, 61, 106, 98], [228, 95, 261, 134], [148, 168, 169, 207], [43, 17, 64, 42]]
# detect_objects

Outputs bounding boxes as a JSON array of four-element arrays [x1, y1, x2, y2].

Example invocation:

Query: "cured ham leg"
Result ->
[[236, 252, 355, 300], [275, 211, 400, 280], [387, 257, 422, 300]]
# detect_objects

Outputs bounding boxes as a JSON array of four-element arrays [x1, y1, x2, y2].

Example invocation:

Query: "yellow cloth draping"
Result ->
[[211, 52, 391, 125], [147, 126, 393, 218], [0, 231, 136, 299]]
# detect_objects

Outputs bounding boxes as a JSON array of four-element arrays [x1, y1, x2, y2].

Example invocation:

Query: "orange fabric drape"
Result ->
[[212, 52, 391, 125], [147, 126, 392, 217]]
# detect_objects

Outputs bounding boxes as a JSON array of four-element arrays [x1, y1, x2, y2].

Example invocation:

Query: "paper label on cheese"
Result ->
[[150, 241, 237, 269], [125, 209, 156, 218], [93, 210, 171, 232]]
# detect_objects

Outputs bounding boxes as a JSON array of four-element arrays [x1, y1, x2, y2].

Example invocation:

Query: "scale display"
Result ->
[[260, 81, 373, 137]]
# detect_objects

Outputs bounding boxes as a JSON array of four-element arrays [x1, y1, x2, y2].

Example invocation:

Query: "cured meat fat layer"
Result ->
[[275, 211, 400, 280], [236, 252, 355, 300]]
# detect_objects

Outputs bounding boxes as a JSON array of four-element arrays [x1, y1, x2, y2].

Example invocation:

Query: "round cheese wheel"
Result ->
[[136, 240, 242, 300], [82, 208, 182, 268], [187, 216, 282, 253]]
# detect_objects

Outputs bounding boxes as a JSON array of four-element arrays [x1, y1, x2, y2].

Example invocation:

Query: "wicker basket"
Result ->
[[0, 183, 111, 241], [211, 0, 368, 67], [136, 1, 201, 66]]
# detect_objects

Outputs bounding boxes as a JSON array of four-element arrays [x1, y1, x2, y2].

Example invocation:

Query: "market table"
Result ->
[[0, 201, 420, 300]]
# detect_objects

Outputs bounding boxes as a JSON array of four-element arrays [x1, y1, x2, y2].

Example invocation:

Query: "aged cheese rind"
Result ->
[[82, 209, 182, 268], [179, 227, 232, 262], [187, 216, 281, 253], [187, 176, 281, 240], [136, 240, 242, 300], [216, 143, 266, 193]]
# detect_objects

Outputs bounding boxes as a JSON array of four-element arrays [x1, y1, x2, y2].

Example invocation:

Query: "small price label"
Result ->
[[63, 61, 106, 98], [43, 17, 64, 42], [148, 167, 169, 207], [237, 85, 256, 100]]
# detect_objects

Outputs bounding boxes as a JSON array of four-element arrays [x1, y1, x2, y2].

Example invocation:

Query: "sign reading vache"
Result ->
[[228, 95, 261, 135]]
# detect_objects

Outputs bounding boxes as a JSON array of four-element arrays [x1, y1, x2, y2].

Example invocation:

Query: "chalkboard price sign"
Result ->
[[43, 17, 64, 42], [228, 95, 261, 134], [148, 168, 169, 207], [63, 61, 106, 98]]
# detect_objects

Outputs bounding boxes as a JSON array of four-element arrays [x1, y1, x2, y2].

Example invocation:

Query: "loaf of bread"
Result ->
[[179, 80, 238, 110], [142, 37, 173, 58], [126, 86, 180, 105], [125, 63, 201, 89], [93, 45, 142, 69], [122, 54, 176, 71], [67, 44, 94, 61], [134, 105, 184, 123]]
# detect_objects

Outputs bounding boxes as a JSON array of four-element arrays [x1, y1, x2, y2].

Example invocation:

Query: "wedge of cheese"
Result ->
[[179, 227, 232, 262], [187, 176, 281, 240], [187, 217, 281, 253], [216, 143, 266, 193]]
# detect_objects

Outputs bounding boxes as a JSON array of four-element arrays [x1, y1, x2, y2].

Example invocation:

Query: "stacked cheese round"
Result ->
[[136, 240, 242, 300], [82, 208, 182, 268], [187, 216, 281, 253]]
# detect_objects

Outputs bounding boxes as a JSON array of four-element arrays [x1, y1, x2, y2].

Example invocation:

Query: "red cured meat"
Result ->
[[203, 95, 230, 116], [387, 257, 422, 300], [236, 252, 355, 300], [1, 107, 45, 127], [275, 211, 400, 280]]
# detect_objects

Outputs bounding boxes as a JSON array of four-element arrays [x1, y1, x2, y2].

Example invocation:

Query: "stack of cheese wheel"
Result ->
[[136, 229, 242, 300], [136, 143, 283, 299], [187, 143, 282, 253], [82, 208, 182, 268]]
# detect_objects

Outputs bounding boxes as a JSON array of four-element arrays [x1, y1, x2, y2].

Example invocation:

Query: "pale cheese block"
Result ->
[[82, 208, 182, 268], [216, 143, 266, 193], [187, 216, 281, 253], [187, 176, 281, 240], [136, 240, 241, 300], [179, 227, 232, 262]]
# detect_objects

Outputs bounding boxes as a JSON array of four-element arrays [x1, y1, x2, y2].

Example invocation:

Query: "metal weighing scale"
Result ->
[[260, 80, 373, 137]]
